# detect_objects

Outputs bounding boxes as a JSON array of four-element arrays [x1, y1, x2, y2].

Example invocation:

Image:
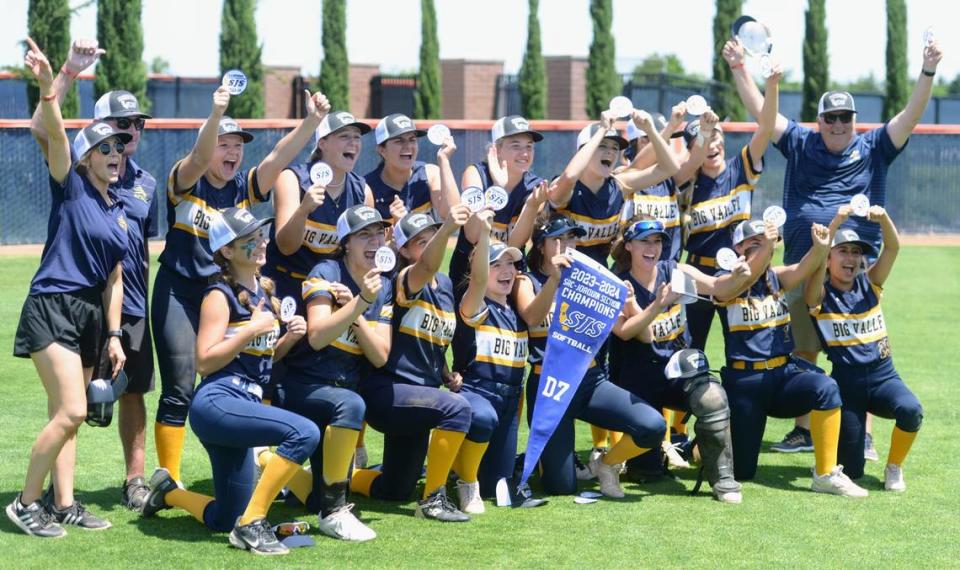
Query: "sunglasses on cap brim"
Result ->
[[623, 220, 666, 241], [822, 111, 854, 124]]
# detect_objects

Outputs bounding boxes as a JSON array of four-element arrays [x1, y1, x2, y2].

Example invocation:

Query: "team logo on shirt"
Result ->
[[226, 319, 280, 357], [302, 220, 340, 254], [845, 149, 861, 165], [133, 185, 148, 202], [117, 214, 128, 231], [399, 300, 456, 346], [562, 209, 620, 247], [629, 193, 680, 228]]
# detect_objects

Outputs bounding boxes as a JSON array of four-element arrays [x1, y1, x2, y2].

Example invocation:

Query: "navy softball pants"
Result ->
[[459, 380, 523, 498]]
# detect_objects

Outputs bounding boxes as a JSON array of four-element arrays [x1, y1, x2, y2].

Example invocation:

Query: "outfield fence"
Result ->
[[0, 120, 958, 244]]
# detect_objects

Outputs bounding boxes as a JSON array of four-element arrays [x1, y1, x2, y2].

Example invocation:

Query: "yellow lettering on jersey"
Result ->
[[399, 299, 456, 346], [491, 217, 520, 243], [724, 295, 790, 332], [688, 186, 752, 235], [475, 325, 529, 368], [813, 305, 888, 347], [330, 320, 378, 355]]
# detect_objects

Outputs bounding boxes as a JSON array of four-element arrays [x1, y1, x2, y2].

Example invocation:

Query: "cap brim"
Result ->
[[833, 239, 876, 256], [326, 121, 372, 137], [540, 226, 587, 242], [83, 130, 134, 155], [347, 220, 388, 239], [220, 131, 255, 143], [605, 135, 629, 150], [107, 110, 152, 119], [490, 246, 524, 264], [235, 217, 274, 240]]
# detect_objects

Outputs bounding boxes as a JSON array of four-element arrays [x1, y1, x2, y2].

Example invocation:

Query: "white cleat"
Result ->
[[884, 463, 906, 492], [317, 505, 376, 542], [456, 480, 485, 514], [663, 441, 691, 469], [811, 465, 869, 498]]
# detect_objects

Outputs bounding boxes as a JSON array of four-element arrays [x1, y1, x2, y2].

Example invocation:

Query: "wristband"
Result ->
[[60, 65, 78, 78], [359, 294, 375, 304], [922, 69, 936, 77], [40, 93, 56, 102], [730, 63, 744, 70], [107, 330, 123, 339]]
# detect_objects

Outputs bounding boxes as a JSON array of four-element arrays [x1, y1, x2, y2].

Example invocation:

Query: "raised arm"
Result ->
[[515, 252, 570, 327], [803, 207, 851, 308], [625, 102, 685, 171], [722, 38, 789, 142], [406, 204, 470, 294], [887, 41, 943, 149], [776, 223, 832, 292], [677, 260, 752, 301], [459, 210, 494, 318], [273, 170, 325, 255], [866, 206, 899, 287], [255, 91, 330, 193], [174, 87, 232, 192], [673, 109, 718, 187], [25, 39, 71, 183], [616, 110, 681, 196], [548, 111, 616, 208], [748, 63, 782, 166], [426, 134, 461, 219], [508, 180, 548, 249]]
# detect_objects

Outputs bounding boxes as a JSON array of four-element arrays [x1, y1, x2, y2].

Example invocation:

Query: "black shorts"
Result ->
[[14, 288, 103, 367], [95, 314, 155, 394]]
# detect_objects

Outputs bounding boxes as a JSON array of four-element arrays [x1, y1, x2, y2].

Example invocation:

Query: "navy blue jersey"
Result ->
[[716, 268, 793, 362], [114, 157, 157, 317], [286, 259, 393, 388], [366, 160, 433, 221], [685, 145, 761, 264], [456, 297, 529, 386], [620, 178, 682, 262], [518, 269, 552, 373], [266, 163, 367, 279], [776, 121, 904, 264], [620, 261, 691, 362], [556, 178, 624, 266], [31, 168, 129, 295], [384, 269, 457, 387], [158, 161, 267, 280], [202, 281, 280, 386], [810, 272, 891, 366]]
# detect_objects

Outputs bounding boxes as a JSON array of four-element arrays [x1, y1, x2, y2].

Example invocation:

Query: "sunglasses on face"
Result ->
[[97, 141, 125, 155], [114, 117, 145, 131], [822, 112, 854, 124]]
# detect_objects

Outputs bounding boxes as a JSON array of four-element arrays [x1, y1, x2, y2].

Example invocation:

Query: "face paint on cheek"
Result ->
[[241, 240, 256, 260]]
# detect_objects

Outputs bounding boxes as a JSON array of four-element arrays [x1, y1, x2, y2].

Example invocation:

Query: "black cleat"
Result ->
[[415, 488, 470, 522], [141, 468, 178, 517], [229, 518, 289, 556], [121, 476, 151, 511]]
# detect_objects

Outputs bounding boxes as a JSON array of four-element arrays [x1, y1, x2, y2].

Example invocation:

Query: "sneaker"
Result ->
[[415, 488, 470, 522], [663, 441, 691, 469], [354, 446, 368, 469], [317, 504, 376, 542], [574, 454, 595, 481], [121, 477, 150, 511], [713, 487, 743, 504], [810, 465, 869, 498], [141, 467, 178, 517], [589, 450, 625, 498], [5, 494, 66, 538], [884, 463, 906, 492], [229, 518, 289, 556], [771, 426, 814, 453], [864, 433, 879, 462], [456, 479, 485, 514], [48, 500, 111, 530]]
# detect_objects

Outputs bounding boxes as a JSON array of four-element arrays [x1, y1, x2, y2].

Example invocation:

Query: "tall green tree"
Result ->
[[518, 0, 547, 119], [27, 0, 76, 117], [220, 0, 263, 118], [319, 0, 349, 111], [802, 0, 829, 121], [883, 0, 908, 120], [586, 0, 621, 118], [711, 0, 744, 121], [95, 0, 148, 109], [415, 0, 441, 119]]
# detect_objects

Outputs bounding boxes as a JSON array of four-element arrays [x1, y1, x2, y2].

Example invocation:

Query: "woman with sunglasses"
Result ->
[[151, 85, 330, 485], [804, 206, 921, 491], [8, 39, 130, 537]]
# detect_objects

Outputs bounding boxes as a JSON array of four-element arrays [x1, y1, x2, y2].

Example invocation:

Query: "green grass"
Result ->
[[1, 248, 959, 568]]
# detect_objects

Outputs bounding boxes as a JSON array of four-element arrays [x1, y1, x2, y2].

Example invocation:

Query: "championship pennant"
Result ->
[[519, 249, 627, 486]]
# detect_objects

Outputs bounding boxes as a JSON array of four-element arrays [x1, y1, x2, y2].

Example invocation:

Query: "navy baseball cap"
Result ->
[[576, 123, 628, 150], [623, 219, 667, 241], [818, 91, 857, 115], [208, 207, 273, 251], [315, 110, 371, 142], [72, 121, 133, 158], [831, 228, 876, 256], [374, 113, 426, 145], [533, 216, 586, 244], [217, 116, 254, 143], [394, 211, 442, 248], [336, 205, 386, 241], [491, 115, 544, 143], [93, 90, 152, 120], [682, 119, 724, 147]]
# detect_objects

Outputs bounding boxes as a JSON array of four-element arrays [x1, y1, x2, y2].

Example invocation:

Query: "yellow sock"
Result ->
[[239, 454, 299, 525], [349, 469, 381, 497], [517, 391, 525, 422], [167, 488, 213, 524], [604, 435, 649, 465], [423, 429, 466, 499], [609, 431, 623, 446], [356, 422, 367, 448], [590, 424, 609, 448], [888, 427, 918, 466], [323, 426, 360, 484], [670, 409, 687, 435], [155, 423, 186, 482], [456, 440, 490, 483], [810, 408, 841, 476]]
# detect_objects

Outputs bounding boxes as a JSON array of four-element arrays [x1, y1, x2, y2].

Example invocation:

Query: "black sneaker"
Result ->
[[121, 477, 150, 511], [229, 518, 289, 556], [141, 468, 178, 517], [415, 488, 470, 522], [48, 500, 111, 530], [771, 426, 814, 453], [5, 493, 66, 538]]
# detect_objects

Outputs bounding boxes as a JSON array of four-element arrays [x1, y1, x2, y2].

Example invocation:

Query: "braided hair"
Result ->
[[213, 250, 281, 315]]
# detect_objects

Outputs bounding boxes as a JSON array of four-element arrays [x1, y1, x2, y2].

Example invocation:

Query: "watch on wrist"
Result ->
[[107, 330, 123, 339]]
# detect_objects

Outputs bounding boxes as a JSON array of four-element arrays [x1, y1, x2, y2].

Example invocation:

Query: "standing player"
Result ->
[[28, 40, 158, 510], [151, 86, 330, 484]]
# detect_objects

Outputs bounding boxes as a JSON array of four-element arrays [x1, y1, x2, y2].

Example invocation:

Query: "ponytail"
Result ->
[[213, 251, 280, 314]]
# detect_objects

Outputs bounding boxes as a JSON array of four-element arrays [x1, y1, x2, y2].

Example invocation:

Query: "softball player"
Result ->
[[141, 208, 319, 557], [714, 218, 867, 496], [350, 206, 474, 523], [151, 87, 330, 483], [7, 39, 129, 537], [804, 206, 921, 490]]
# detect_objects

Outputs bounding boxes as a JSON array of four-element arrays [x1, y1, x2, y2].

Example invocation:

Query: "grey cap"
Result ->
[[315, 110, 372, 142], [208, 207, 273, 251], [336, 205, 387, 241], [831, 228, 877, 256], [217, 116, 254, 143], [394, 211, 442, 248], [818, 91, 857, 115], [491, 115, 544, 143], [72, 121, 133, 158], [93, 90, 152, 120], [374, 113, 426, 145]]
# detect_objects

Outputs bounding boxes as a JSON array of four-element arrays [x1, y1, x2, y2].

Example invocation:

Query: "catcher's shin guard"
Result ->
[[685, 374, 741, 496]]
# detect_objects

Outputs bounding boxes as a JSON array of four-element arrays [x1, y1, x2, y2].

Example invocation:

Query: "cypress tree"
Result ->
[[801, 0, 829, 121], [95, 0, 148, 110], [220, 0, 264, 118], [711, 0, 744, 121], [415, 0, 441, 119], [27, 0, 77, 117], [518, 0, 547, 119], [883, 0, 908, 120], [586, 0, 621, 118], [319, 0, 349, 111]]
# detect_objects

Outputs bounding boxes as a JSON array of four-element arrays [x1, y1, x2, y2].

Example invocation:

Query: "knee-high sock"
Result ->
[[323, 426, 360, 484], [167, 488, 213, 524], [591, 425, 609, 449], [609, 431, 623, 446], [258, 449, 312, 504], [155, 423, 186, 482], [456, 440, 490, 484], [810, 408, 841, 476], [349, 469, 381, 497], [604, 434, 649, 465], [670, 409, 688, 435], [888, 427, 918, 466], [423, 429, 466, 498], [356, 422, 367, 448], [239, 454, 300, 525]]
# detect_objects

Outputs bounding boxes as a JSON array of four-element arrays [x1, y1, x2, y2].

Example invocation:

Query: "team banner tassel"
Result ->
[[520, 248, 626, 487]]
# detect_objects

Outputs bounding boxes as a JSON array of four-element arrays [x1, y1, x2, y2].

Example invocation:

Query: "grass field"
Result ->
[[1, 247, 958, 568]]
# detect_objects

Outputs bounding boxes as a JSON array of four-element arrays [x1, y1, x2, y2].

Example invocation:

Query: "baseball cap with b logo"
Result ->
[[374, 113, 426, 144]]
